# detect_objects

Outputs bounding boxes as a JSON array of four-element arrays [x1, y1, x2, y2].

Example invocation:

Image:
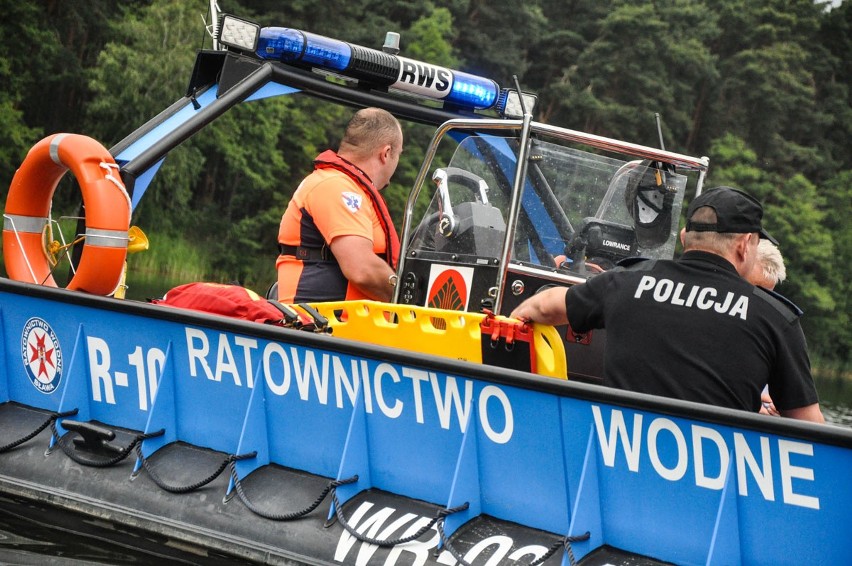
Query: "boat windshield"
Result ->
[[407, 133, 688, 277]]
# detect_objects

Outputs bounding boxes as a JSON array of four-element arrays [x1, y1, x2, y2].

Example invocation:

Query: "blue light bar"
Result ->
[[448, 69, 500, 109], [255, 27, 500, 111], [394, 56, 498, 110], [257, 28, 352, 71]]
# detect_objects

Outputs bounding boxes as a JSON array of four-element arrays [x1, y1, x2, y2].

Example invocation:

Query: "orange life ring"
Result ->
[[2, 133, 131, 295]]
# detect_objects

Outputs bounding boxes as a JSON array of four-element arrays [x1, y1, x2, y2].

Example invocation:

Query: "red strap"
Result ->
[[481, 311, 534, 345], [480, 310, 537, 374]]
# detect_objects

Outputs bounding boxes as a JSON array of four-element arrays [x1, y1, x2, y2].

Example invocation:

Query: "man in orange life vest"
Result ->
[[277, 108, 402, 303]]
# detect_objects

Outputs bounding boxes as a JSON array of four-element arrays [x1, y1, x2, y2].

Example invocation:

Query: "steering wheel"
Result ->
[[409, 210, 441, 250], [409, 167, 492, 250]]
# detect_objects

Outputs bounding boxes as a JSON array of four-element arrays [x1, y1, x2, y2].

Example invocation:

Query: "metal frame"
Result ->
[[394, 117, 710, 312]]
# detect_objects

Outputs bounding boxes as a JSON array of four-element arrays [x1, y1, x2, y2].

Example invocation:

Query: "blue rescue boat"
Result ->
[[1, 6, 850, 565]]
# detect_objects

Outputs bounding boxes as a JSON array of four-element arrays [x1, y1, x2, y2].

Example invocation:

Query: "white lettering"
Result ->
[[647, 418, 688, 481], [184, 335, 514, 444], [403, 367, 430, 424], [593, 406, 642, 471], [671, 282, 686, 306], [375, 363, 403, 418], [603, 239, 631, 251], [356, 511, 419, 565], [432, 375, 473, 432], [714, 292, 734, 314], [634, 275, 656, 298], [479, 385, 513, 444], [146, 348, 164, 406], [87, 336, 114, 404], [128, 347, 145, 409], [684, 285, 699, 307], [127, 346, 162, 411], [635, 278, 745, 316], [652, 278, 674, 302], [292, 348, 328, 404], [360, 360, 374, 414], [234, 336, 258, 388], [333, 357, 359, 408], [333, 502, 419, 565], [385, 516, 438, 565], [463, 535, 514, 565], [262, 343, 290, 396], [729, 295, 749, 320], [692, 425, 729, 490], [508, 544, 551, 563], [214, 333, 238, 385], [779, 439, 819, 509], [185, 328, 214, 380], [593, 407, 818, 508], [696, 287, 716, 309], [333, 502, 382, 562], [735, 433, 774, 501]]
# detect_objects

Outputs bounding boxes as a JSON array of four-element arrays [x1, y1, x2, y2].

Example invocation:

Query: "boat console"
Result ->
[[394, 128, 703, 381]]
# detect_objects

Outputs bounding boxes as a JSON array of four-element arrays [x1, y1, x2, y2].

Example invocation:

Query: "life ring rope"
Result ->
[[99, 161, 132, 207], [2, 133, 132, 295]]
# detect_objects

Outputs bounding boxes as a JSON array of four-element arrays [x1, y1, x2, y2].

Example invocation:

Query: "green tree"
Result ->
[[0, 99, 41, 191], [245, 0, 412, 47], [554, 0, 719, 149], [84, 0, 290, 286], [442, 0, 546, 85], [0, 1, 152, 211], [706, 134, 838, 360], [701, 0, 831, 177], [813, 170, 852, 363], [0, 1, 59, 186], [27, 1, 134, 135], [522, 0, 608, 124], [85, 0, 207, 231], [813, 1, 852, 175]]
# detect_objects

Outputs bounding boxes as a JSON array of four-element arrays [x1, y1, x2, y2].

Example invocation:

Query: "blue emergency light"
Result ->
[[255, 27, 500, 110], [258, 28, 353, 72], [217, 15, 534, 115]]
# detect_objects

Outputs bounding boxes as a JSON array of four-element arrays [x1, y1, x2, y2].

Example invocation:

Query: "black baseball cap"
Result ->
[[685, 186, 778, 245]]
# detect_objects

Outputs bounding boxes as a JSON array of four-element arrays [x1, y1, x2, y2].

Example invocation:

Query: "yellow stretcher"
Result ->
[[302, 300, 567, 379]]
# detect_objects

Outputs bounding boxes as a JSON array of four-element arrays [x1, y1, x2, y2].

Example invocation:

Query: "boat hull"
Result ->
[[1, 278, 850, 565]]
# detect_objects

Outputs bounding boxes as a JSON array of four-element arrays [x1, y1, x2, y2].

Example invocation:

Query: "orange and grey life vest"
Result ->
[[277, 151, 400, 302], [312, 150, 400, 268]]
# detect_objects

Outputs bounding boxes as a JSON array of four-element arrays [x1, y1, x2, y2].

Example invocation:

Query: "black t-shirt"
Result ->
[[564, 250, 818, 412]]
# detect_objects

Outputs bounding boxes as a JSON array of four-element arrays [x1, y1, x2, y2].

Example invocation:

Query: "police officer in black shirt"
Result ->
[[511, 186, 824, 423]]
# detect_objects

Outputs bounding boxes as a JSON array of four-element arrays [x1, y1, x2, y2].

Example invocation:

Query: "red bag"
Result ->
[[151, 282, 284, 324]]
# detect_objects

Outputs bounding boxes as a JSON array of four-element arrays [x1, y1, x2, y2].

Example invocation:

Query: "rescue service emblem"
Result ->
[[341, 192, 362, 213], [21, 317, 63, 394]]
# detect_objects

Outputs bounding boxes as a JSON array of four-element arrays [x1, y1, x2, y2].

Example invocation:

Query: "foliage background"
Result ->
[[0, 0, 848, 367]]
